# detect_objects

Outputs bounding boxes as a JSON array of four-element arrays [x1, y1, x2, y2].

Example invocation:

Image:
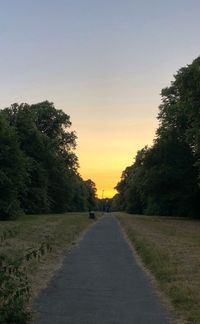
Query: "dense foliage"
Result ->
[[114, 57, 200, 217], [0, 101, 97, 219]]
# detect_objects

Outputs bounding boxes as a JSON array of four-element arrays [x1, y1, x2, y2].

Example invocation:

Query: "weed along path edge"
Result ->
[[33, 215, 170, 324]]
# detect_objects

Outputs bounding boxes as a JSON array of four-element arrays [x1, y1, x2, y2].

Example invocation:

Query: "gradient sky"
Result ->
[[1, 1, 200, 197]]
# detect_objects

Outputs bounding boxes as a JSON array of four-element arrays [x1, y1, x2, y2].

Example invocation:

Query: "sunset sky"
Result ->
[[1, 1, 200, 198]]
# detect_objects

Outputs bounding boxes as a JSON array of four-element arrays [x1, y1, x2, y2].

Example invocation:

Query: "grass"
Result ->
[[116, 212, 200, 324], [0, 212, 98, 302]]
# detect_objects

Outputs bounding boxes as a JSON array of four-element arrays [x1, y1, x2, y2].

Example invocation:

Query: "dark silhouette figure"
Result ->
[[89, 211, 95, 220]]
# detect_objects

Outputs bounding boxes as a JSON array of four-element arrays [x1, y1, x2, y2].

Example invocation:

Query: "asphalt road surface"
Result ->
[[33, 215, 169, 324]]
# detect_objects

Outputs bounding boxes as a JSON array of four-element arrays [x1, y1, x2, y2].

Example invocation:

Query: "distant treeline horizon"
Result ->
[[2, 57, 200, 220], [0, 101, 97, 220], [113, 56, 200, 218]]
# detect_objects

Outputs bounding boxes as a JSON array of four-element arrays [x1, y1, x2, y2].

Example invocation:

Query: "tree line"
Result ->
[[113, 57, 200, 218], [0, 101, 97, 220]]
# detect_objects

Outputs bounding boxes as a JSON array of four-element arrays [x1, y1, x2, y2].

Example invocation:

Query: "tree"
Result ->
[[157, 56, 200, 177], [0, 114, 28, 219], [115, 148, 148, 214], [116, 56, 200, 218], [1, 101, 97, 215], [142, 138, 200, 216], [84, 179, 97, 210]]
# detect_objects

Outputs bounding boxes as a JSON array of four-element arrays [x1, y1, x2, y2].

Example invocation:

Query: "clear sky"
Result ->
[[1, 0, 200, 197]]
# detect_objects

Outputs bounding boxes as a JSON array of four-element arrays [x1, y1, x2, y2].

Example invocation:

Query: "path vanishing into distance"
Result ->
[[33, 215, 169, 324]]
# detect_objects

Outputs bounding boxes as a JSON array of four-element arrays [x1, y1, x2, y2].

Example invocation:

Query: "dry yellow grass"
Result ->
[[0, 212, 97, 301], [116, 212, 200, 324]]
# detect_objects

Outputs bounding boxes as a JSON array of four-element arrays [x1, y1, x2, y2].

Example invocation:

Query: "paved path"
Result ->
[[33, 215, 169, 324]]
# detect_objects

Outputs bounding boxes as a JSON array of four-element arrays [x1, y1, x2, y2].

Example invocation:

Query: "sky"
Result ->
[[0, 0, 200, 198]]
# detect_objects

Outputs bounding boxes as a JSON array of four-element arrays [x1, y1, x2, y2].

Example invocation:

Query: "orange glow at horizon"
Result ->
[[1, 0, 199, 203], [97, 189, 117, 199], [75, 117, 158, 199]]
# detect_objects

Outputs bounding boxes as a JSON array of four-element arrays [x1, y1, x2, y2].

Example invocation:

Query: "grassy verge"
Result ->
[[115, 212, 200, 324], [0, 212, 98, 321]]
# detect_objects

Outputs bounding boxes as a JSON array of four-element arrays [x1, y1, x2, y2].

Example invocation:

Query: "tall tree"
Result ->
[[1, 101, 97, 216], [157, 56, 200, 176], [84, 179, 97, 211], [115, 56, 200, 218], [0, 114, 28, 219]]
